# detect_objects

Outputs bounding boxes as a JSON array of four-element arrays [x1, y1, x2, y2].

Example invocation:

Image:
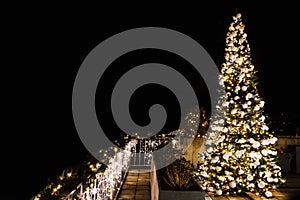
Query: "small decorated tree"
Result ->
[[195, 13, 284, 198]]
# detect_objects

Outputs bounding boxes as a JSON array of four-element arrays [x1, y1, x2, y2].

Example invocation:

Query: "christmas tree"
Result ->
[[195, 13, 284, 198]]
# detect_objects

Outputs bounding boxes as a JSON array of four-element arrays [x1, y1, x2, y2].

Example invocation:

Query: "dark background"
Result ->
[[3, 2, 299, 199]]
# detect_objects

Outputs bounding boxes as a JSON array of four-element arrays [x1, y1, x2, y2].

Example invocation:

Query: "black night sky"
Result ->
[[3, 2, 300, 199]]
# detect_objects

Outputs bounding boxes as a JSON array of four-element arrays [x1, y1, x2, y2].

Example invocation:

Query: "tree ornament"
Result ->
[[236, 13, 242, 19], [229, 181, 237, 188], [265, 191, 272, 198], [216, 190, 223, 195], [247, 174, 254, 181], [258, 181, 266, 188]]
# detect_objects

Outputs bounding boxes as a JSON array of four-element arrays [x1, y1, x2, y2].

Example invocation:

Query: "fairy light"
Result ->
[[32, 139, 137, 200], [81, 140, 137, 199]]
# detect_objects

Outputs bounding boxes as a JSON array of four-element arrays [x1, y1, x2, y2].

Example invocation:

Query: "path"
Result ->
[[117, 168, 151, 200]]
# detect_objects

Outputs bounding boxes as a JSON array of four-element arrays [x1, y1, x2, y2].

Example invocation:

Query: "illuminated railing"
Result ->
[[130, 137, 173, 167], [63, 140, 137, 200], [62, 135, 178, 200]]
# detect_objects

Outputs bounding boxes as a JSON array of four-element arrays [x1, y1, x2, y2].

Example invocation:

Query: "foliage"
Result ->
[[159, 158, 201, 191]]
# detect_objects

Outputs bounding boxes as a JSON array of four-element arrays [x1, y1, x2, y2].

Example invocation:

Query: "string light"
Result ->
[[32, 140, 137, 200]]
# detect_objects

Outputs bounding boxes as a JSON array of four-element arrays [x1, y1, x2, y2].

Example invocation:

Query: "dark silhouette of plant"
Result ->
[[160, 158, 200, 191]]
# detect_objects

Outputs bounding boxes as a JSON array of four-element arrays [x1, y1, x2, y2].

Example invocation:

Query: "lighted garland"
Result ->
[[32, 155, 106, 200], [32, 140, 136, 200], [81, 140, 136, 199]]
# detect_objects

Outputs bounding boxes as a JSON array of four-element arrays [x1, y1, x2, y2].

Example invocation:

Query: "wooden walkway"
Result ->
[[117, 168, 151, 200]]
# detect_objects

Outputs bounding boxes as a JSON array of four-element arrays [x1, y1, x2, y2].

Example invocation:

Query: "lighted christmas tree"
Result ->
[[195, 13, 284, 198]]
